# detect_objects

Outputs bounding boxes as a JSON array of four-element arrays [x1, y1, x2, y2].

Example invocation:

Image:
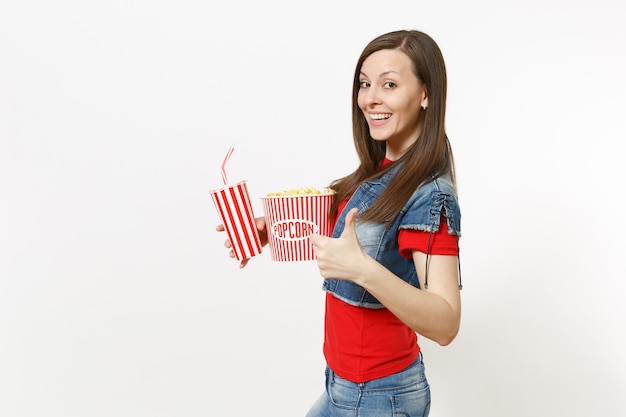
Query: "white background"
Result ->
[[2, 1, 625, 416]]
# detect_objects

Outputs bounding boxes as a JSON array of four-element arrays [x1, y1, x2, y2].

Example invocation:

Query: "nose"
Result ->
[[362, 87, 382, 107]]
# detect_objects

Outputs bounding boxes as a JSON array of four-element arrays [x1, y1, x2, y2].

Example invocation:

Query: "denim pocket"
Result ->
[[327, 377, 359, 411], [391, 378, 430, 417], [390, 384, 431, 417]]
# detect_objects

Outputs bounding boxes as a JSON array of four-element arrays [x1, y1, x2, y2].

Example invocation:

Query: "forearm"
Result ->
[[355, 256, 461, 346]]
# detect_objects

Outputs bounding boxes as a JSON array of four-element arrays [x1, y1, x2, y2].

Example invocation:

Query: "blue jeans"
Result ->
[[306, 353, 430, 417]]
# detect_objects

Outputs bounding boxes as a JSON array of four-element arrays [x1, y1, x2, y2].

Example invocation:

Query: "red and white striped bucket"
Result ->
[[210, 181, 263, 261], [261, 193, 334, 262]]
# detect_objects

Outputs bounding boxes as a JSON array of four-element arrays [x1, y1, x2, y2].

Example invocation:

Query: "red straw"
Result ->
[[221, 146, 234, 185]]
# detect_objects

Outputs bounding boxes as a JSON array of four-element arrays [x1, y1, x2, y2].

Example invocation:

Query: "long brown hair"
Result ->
[[329, 30, 456, 225]]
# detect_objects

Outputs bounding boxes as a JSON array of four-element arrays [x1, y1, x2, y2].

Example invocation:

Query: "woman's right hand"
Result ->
[[215, 217, 268, 268]]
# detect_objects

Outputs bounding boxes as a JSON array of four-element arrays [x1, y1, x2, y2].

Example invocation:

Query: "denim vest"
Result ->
[[322, 163, 461, 309]]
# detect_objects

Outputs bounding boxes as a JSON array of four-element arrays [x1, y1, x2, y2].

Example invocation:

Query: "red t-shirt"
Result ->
[[323, 161, 459, 383]]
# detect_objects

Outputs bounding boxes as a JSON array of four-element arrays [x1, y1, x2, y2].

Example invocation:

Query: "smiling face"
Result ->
[[357, 49, 428, 160]]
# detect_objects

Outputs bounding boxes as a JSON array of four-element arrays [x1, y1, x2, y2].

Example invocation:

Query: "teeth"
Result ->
[[371, 113, 391, 120]]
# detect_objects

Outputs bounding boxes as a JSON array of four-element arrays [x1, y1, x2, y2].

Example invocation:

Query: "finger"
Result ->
[[340, 208, 359, 238], [216, 224, 225, 232], [310, 233, 328, 249]]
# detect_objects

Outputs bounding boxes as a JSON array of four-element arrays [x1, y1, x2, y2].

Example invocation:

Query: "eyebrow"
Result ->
[[359, 70, 400, 78]]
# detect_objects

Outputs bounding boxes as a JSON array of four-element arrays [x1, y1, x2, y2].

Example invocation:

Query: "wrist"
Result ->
[[353, 254, 377, 287]]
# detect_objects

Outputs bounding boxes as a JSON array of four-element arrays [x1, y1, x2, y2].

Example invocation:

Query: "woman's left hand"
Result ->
[[310, 208, 369, 280]]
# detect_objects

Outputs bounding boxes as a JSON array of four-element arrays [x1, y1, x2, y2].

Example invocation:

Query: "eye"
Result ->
[[383, 81, 397, 89], [359, 80, 370, 89]]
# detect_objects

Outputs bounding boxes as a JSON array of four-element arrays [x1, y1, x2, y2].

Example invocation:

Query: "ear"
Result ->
[[421, 90, 429, 110]]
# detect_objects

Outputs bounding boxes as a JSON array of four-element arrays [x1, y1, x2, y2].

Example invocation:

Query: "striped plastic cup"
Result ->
[[210, 180, 263, 261], [261, 192, 334, 262]]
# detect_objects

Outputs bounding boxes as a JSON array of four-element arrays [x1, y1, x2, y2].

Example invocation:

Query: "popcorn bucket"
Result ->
[[261, 190, 335, 262], [210, 180, 263, 261]]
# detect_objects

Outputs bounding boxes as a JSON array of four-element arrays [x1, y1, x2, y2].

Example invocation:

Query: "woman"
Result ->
[[306, 29, 462, 416], [219, 30, 462, 416]]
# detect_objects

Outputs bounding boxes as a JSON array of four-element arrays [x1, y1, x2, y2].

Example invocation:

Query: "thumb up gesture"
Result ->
[[310, 208, 368, 280]]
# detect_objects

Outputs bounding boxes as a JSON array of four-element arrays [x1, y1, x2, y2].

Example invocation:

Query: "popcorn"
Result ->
[[266, 187, 335, 197], [261, 187, 335, 262]]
